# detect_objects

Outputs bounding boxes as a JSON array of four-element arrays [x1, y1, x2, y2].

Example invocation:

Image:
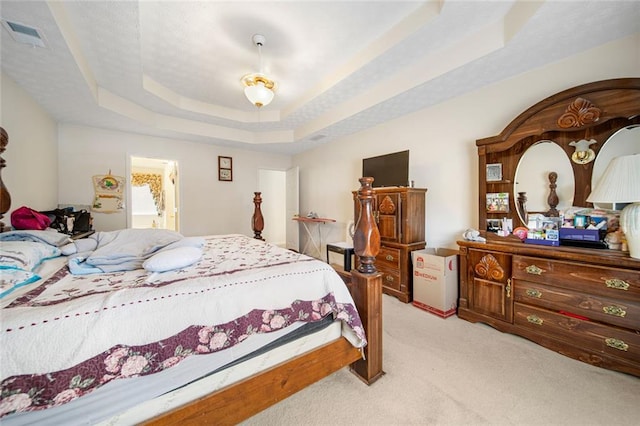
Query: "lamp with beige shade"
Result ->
[[587, 153, 640, 259]]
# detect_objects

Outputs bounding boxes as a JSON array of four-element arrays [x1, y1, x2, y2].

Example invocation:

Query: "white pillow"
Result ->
[[143, 246, 202, 272], [0, 241, 61, 272]]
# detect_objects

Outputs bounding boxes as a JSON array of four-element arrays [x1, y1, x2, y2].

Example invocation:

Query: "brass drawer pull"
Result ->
[[603, 305, 627, 317], [526, 289, 542, 298], [525, 265, 543, 275], [385, 255, 395, 261], [605, 338, 629, 352], [527, 315, 543, 325], [385, 275, 394, 282], [605, 279, 629, 291], [506, 279, 511, 299]]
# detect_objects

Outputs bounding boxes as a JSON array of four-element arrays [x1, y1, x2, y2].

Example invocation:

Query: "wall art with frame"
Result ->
[[218, 156, 232, 182]]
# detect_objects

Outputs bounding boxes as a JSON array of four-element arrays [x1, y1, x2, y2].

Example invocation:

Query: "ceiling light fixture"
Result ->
[[241, 34, 276, 108]]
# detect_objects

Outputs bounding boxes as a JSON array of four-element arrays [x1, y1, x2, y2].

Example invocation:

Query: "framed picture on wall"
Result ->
[[218, 156, 232, 182]]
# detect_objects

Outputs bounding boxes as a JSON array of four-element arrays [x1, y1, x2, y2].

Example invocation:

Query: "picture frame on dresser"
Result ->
[[486, 192, 509, 213], [486, 163, 502, 182]]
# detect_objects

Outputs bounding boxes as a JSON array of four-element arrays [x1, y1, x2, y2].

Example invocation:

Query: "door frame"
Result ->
[[127, 155, 179, 231]]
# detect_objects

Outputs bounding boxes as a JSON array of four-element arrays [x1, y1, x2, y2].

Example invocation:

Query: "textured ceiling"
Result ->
[[1, 1, 639, 155]]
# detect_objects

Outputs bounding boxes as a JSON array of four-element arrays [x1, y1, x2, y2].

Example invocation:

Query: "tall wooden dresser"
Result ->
[[458, 79, 640, 376], [354, 187, 426, 303]]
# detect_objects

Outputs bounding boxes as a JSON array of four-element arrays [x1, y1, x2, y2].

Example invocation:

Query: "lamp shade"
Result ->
[[587, 153, 640, 259], [586, 154, 640, 203]]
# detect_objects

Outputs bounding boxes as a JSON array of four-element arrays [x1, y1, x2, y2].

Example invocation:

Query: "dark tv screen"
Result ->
[[362, 150, 409, 188]]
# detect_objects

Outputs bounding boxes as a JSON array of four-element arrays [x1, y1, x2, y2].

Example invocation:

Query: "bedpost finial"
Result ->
[[252, 192, 264, 240], [353, 177, 380, 273]]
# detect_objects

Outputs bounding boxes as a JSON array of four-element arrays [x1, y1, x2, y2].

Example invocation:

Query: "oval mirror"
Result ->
[[514, 140, 575, 224], [591, 125, 640, 210]]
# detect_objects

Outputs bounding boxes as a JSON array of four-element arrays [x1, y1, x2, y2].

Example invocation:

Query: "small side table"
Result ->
[[326, 241, 354, 272]]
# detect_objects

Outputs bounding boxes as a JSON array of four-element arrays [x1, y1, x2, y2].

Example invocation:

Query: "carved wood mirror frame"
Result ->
[[476, 78, 640, 237]]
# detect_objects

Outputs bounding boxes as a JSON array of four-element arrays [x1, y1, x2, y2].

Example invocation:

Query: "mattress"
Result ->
[[1, 233, 365, 423], [4, 318, 342, 426]]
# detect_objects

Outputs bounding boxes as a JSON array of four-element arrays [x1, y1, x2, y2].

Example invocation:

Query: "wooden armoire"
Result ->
[[354, 186, 427, 302]]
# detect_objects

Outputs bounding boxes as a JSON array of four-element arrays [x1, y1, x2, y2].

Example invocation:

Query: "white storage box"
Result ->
[[411, 248, 459, 318]]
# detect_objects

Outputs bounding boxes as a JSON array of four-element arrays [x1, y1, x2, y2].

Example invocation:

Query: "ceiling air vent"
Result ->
[[2, 19, 47, 48]]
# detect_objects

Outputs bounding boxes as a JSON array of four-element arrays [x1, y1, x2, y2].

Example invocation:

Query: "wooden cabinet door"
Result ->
[[467, 249, 513, 323], [375, 192, 400, 243]]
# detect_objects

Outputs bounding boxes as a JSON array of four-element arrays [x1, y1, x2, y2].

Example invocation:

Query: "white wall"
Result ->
[[293, 34, 640, 251], [57, 125, 291, 237], [0, 72, 58, 220]]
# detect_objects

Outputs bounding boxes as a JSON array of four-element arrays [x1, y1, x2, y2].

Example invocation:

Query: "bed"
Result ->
[[0, 130, 383, 425]]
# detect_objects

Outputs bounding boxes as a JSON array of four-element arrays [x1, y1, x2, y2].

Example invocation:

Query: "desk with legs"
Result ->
[[292, 216, 335, 259]]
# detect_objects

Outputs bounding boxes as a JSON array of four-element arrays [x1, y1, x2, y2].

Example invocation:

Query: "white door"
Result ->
[[286, 167, 299, 252]]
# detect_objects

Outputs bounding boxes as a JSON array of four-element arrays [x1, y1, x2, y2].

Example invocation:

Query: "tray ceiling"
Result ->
[[1, 1, 638, 155]]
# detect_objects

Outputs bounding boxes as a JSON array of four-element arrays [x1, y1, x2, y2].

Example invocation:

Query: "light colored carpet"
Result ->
[[242, 295, 640, 425]]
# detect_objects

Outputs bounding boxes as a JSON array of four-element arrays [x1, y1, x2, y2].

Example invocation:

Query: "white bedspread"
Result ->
[[0, 234, 365, 418]]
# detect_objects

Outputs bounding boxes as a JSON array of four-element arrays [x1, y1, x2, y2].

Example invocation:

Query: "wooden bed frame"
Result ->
[[0, 130, 383, 425]]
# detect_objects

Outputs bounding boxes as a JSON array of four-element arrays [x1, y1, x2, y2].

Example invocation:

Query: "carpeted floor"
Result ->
[[242, 295, 640, 425]]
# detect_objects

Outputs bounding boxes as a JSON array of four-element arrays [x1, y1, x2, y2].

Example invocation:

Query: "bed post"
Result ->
[[349, 177, 384, 384], [0, 127, 10, 233], [252, 191, 265, 240]]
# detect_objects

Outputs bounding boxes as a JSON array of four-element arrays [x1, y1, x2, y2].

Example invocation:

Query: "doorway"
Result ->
[[129, 156, 179, 231], [257, 167, 298, 249]]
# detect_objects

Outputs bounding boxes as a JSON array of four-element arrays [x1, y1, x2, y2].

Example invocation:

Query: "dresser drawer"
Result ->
[[377, 264, 402, 291], [377, 246, 401, 270], [514, 281, 640, 330], [513, 256, 640, 301], [515, 303, 640, 363]]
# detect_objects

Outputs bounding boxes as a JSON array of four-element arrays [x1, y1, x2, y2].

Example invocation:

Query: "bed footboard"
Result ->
[[143, 338, 362, 426], [146, 179, 383, 424], [349, 177, 384, 383]]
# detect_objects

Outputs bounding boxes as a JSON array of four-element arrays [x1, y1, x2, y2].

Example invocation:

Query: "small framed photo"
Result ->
[[218, 156, 232, 182], [486, 219, 501, 232], [486, 192, 509, 213], [486, 163, 503, 182]]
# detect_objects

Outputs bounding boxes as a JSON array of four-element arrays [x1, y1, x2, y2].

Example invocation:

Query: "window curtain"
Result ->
[[131, 173, 164, 212]]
